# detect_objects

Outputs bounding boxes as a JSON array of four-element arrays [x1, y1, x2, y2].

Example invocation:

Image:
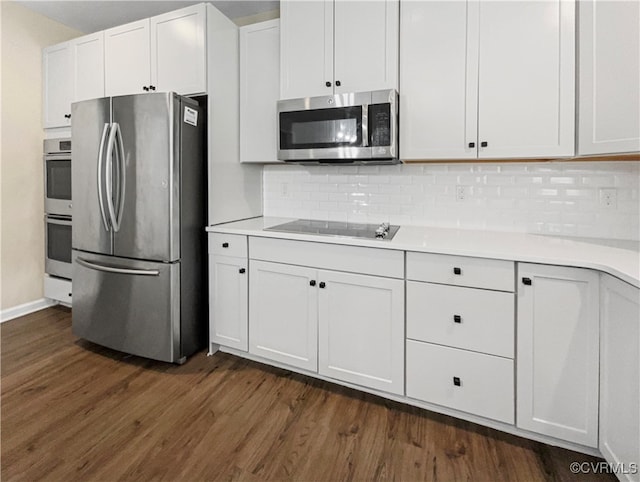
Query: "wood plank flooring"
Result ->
[[1, 306, 614, 481]]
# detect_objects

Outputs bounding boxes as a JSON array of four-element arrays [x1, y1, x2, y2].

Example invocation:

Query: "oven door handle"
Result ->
[[76, 258, 160, 277], [97, 123, 110, 232]]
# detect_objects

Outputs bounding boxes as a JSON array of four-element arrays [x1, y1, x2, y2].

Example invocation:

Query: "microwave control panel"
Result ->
[[369, 104, 391, 147]]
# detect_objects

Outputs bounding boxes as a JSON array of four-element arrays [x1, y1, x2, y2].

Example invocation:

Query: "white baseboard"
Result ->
[[1, 298, 57, 323]]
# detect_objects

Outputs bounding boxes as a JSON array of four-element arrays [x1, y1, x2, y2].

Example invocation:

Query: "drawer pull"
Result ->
[[222, 242, 229, 248], [239, 268, 246, 274], [453, 314, 462, 323], [453, 376, 461, 387], [522, 277, 532, 285], [453, 267, 462, 275]]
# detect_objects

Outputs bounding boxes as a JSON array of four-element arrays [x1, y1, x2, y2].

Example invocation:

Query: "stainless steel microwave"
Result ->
[[277, 89, 399, 164]]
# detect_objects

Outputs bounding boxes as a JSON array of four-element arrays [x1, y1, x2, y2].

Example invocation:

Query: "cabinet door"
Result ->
[[400, 0, 478, 160], [249, 261, 318, 371], [105, 19, 151, 96], [150, 4, 206, 96], [240, 19, 281, 163], [209, 255, 248, 351], [600, 275, 640, 481], [578, 0, 640, 155], [280, 0, 333, 99], [318, 270, 404, 394], [477, 1, 575, 158], [72, 32, 105, 103], [333, 0, 398, 94], [517, 263, 599, 447], [43, 42, 72, 128]]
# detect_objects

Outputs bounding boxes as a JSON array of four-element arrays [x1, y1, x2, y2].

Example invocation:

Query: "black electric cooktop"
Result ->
[[264, 219, 400, 240]]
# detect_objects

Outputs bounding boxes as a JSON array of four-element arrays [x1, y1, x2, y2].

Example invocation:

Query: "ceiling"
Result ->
[[15, 0, 280, 33]]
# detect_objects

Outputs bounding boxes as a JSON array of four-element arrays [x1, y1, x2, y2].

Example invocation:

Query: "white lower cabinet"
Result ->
[[249, 260, 318, 372], [407, 340, 514, 423], [517, 263, 600, 447], [318, 270, 404, 395], [600, 275, 640, 481], [209, 255, 248, 351]]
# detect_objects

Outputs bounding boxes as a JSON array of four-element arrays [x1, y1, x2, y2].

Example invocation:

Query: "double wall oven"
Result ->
[[44, 138, 72, 280]]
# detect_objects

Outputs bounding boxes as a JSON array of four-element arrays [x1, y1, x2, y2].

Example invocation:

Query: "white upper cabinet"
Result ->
[[240, 19, 281, 163], [104, 4, 206, 97], [104, 19, 152, 96], [43, 42, 72, 128], [401, 0, 575, 160], [72, 32, 105, 103], [280, 0, 398, 99], [578, 0, 640, 155], [150, 4, 207, 96]]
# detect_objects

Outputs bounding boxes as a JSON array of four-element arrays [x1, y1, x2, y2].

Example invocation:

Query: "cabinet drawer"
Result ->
[[208, 233, 248, 258], [407, 282, 514, 358], [406, 252, 515, 291], [406, 340, 514, 424], [249, 237, 404, 279]]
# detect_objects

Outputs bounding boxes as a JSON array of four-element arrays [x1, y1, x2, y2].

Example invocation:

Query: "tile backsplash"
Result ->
[[263, 161, 640, 241]]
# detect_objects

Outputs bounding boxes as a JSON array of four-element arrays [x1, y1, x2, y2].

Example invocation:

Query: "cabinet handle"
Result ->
[[64, 114, 71, 119], [68, 293, 72, 297], [239, 268, 246, 274], [143, 86, 149, 92], [453, 267, 462, 275], [149, 85, 156, 91], [480, 141, 488, 147], [335, 80, 341, 87], [325, 81, 332, 87], [319, 282, 326, 289], [222, 242, 229, 248], [453, 377, 461, 387], [522, 277, 532, 286], [453, 315, 462, 323], [310, 280, 316, 287], [468, 142, 475, 148]]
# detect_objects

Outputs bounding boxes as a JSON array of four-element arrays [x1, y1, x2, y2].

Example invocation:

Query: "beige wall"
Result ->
[[1, 1, 80, 310]]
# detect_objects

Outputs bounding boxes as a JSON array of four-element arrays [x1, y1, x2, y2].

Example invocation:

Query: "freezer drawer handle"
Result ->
[[76, 258, 160, 277]]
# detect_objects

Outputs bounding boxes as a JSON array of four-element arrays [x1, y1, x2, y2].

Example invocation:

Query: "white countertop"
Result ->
[[207, 217, 640, 288]]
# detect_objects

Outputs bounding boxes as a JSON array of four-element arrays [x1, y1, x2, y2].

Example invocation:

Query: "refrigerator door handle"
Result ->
[[104, 123, 120, 232], [114, 123, 126, 231], [97, 123, 111, 231], [76, 257, 160, 276]]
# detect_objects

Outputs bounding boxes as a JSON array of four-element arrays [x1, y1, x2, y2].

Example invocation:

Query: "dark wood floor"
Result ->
[[1, 306, 613, 481]]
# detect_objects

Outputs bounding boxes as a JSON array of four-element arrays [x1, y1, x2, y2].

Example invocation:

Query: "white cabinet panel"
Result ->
[[407, 281, 514, 358], [150, 4, 206, 96], [517, 263, 599, 447], [333, 0, 398, 94], [209, 255, 248, 351], [208, 233, 247, 258], [240, 19, 280, 163], [407, 340, 514, 424], [249, 261, 318, 371], [43, 42, 72, 128], [579, 0, 640, 155], [72, 32, 105, 103], [400, 0, 478, 159], [105, 19, 151, 96], [280, 0, 333, 99], [477, 1, 575, 158], [600, 275, 640, 481], [318, 270, 404, 394]]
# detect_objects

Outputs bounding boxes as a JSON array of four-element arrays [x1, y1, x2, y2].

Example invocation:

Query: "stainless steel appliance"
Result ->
[[44, 138, 72, 216], [71, 92, 206, 364], [45, 214, 72, 279], [278, 89, 399, 164], [265, 219, 400, 240]]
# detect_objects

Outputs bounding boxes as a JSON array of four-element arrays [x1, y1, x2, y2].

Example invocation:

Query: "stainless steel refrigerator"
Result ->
[[71, 93, 206, 364]]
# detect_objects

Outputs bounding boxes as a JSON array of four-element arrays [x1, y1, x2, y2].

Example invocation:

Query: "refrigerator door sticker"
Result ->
[[184, 106, 198, 126]]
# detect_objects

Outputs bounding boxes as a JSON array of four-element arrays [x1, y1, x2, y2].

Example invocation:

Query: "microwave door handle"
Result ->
[[362, 104, 369, 147], [97, 123, 110, 232], [104, 123, 119, 232], [113, 123, 125, 232]]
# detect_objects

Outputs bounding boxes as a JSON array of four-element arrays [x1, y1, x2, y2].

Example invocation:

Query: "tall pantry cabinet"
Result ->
[[400, 0, 575, 160]]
